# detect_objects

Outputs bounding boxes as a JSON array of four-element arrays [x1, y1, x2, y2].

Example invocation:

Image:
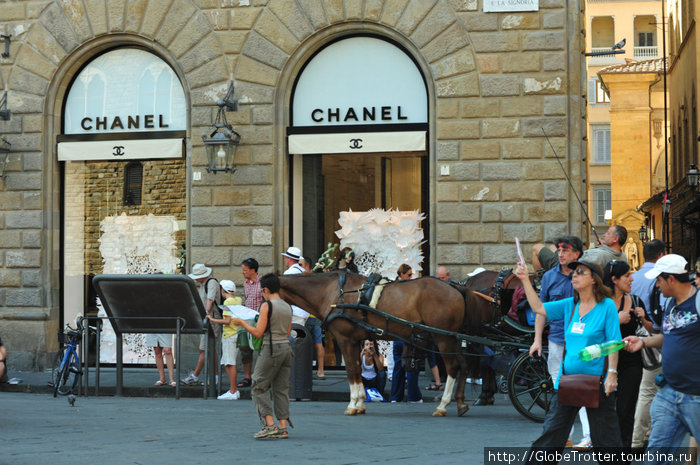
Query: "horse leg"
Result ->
[[432, 351, 461, 416], [475, 364, 496, 406], [455, 355, 470, 416], [332, 331, 365, 415]]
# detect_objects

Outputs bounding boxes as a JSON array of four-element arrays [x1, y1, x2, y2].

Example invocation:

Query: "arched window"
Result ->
[[123, 162, 143, 206]]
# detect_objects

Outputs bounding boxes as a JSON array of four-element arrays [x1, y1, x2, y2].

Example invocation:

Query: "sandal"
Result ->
[[154, 380, 166, 386], [237, 378, 252, 388], [426, 384, 440, 391], [169, 381, 177, 387]]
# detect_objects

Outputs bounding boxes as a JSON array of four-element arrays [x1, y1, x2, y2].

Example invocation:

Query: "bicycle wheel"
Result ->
[[53, 349, 80, 396], [49, 348, 65, 389], [507, 352, 552, 422]]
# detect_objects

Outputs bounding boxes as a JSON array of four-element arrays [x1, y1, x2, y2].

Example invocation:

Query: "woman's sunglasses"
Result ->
[[573, 268, 591, 276]]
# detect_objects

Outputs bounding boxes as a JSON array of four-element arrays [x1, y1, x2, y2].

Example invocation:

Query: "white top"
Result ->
[[284, 264, 310, 319]]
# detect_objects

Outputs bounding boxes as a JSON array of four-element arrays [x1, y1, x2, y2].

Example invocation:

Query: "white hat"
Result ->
[[281, 246, 302, 261], [220, 280, 236, 293], [467, 267, 486, 277], [644, 254, 688, 280], [188, 263, 212, 280]]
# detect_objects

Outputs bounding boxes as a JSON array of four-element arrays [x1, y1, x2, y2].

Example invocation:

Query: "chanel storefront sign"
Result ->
[[79, 114, 171, 131], [288, 131, 426, 155], [310, 106, 408, 123], [58, 138, 182, 161], [59, 48, 186, 160]]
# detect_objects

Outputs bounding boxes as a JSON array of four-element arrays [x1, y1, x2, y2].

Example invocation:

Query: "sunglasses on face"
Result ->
[[573, 268, 591, 276]]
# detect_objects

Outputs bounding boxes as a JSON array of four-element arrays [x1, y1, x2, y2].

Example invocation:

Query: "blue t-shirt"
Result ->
[[539, 264, 574, 345], [544, 297, 622, 389], [630, 262, 665, 331], [661, 292, 700, 396]]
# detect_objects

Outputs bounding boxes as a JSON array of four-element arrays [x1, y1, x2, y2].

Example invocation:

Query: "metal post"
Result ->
[[80, 317, 87, 397], [176, 319, 181, 400], [202, 319, 208, 400], [116, 331, 123, 397], [661, 0, 670, 251], [95, 319, 101, 396]]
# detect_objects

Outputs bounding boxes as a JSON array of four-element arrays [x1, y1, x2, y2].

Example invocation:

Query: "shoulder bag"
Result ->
[[630, 294, 662, 370], [557, 302, 606, 408]]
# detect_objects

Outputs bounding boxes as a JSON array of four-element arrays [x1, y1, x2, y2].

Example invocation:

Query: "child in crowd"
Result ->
[[209, 280, 242, 400]]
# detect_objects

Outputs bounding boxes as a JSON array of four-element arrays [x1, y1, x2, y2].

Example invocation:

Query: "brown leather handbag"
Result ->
[[557, 304, 606, 408]]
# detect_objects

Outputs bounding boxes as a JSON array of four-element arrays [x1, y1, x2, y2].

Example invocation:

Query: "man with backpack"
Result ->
[[629, 239, 665, 452], [181, 263, 222, 385]]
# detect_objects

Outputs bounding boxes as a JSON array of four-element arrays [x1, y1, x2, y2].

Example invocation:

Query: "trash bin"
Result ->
[[289, 323, 313, 400]]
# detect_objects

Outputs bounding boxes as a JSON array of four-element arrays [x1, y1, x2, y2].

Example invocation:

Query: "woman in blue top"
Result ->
[[516, 260, 623, 464]]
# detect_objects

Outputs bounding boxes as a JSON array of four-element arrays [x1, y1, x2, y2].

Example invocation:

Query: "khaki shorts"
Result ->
[[220, 334, 238, 366]]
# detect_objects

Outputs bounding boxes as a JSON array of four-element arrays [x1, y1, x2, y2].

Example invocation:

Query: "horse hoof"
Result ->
[[473, 397, 494, 406], [458, 404, 470, 417], [357, 407, 366, 414], [344, 408, 358, 416], [432, 408, 447, 417]]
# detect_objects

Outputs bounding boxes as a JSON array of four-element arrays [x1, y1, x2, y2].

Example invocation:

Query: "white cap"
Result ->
[[220, 280, 236, 293], [644, 254, 688, 279]]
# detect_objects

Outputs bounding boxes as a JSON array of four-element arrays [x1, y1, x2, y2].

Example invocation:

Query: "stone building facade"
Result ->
[[0, 0, 586, 369]]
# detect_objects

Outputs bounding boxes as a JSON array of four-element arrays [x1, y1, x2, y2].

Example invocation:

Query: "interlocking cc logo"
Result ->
[[349, 138, 363, 149], [112, 146, 125, 156]]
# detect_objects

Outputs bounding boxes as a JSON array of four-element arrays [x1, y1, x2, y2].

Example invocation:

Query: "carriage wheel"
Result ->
[[507, 352, 552, 422]]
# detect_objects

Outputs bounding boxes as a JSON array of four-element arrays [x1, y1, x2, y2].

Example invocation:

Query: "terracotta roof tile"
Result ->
[[598, 57, 668, 74]]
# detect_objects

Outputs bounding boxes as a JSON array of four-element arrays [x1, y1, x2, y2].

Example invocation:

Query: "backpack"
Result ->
[[205, 277, 224, 305], [247, 301, 273, 353]]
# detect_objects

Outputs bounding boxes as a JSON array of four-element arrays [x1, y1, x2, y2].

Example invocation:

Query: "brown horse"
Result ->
[[279, 271, 484, 416]]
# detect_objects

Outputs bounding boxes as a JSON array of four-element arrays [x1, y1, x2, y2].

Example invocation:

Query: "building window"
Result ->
[[123, 162, 143, 206], [638, 32, 654, 47], [593, 185, 612, 225], [588, 79, 610, 104], [592, 126, 611, 164]]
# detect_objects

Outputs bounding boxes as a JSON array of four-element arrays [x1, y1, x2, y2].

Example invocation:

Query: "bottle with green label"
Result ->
[[578, 340, 627, 362]]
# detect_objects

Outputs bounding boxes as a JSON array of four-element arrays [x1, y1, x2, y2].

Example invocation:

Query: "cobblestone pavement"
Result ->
[[1, 391, 546, 465]]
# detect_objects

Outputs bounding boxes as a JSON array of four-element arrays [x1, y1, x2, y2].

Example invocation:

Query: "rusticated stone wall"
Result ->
[[0, 0, 586, 369]]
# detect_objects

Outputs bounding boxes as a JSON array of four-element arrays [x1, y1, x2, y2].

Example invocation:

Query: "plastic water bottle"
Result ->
[[578, 340, 627, 362]]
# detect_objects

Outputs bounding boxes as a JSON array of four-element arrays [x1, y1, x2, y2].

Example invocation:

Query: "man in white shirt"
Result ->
[[282, 246, 309, 325]]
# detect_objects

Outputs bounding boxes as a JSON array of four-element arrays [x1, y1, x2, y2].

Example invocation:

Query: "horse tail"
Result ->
[[447, 282, 484, 336]]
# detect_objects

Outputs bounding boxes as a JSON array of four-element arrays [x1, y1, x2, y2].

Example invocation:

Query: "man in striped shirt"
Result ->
[[238, 257, 262, 388]]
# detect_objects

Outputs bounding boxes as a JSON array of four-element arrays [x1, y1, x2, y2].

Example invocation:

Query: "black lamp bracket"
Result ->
[[1, 34, 10, 58], [0, 91, 10, 121], [216, 81, 238, 112]]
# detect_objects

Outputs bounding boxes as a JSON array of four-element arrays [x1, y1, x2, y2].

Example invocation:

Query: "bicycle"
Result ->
[[53, 323, 83, 397]]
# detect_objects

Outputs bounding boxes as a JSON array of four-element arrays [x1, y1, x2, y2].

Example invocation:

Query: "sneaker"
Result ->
[[408, 399, 423, 403], [573, 439, 592, 451], [217, 390, 240, 400], [180, 373, 199, 385], [254, 425, 278, 439], [269, 427, 288, 439]]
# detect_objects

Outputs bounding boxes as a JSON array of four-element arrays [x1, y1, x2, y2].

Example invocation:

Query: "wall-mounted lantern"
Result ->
[[201, 82, 240, 174]]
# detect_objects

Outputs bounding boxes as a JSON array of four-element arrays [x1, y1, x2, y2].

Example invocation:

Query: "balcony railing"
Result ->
[[633, 46, 658, 59]]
